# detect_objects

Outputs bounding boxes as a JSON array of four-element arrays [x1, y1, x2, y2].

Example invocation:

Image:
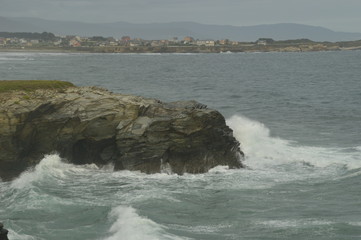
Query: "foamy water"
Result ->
[[228, 115, 361, 171], [1, 115, 359, 239], [1, 51, 361, 239]]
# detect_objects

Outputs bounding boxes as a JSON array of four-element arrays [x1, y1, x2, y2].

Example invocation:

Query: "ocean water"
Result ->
[[0, 51, 361, 240]]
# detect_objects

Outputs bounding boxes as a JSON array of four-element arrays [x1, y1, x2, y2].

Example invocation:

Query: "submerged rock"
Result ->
[[0, 86, 244, 180]]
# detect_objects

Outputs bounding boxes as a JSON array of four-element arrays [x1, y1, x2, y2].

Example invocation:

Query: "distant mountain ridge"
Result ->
[[1, 16, 361, 42]]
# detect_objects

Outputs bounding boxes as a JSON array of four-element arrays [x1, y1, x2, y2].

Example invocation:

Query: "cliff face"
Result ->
[[0, 87, 243, 180]]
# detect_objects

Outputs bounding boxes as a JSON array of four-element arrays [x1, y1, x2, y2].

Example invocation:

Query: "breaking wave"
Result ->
[[103, 206, 184, 240], [227, 115, 361, 170]]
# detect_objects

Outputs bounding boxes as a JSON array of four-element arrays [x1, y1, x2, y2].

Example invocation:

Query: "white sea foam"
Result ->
[[8, 115, 360, 194], [0, 57, 32, 61], [258, 219, 334, 228], [227, 115, 361, 171], [0, 52, 71, 60], [0, 52, 35, 61], [168, 223, 231, 234], [354, 146, 361, 152], [10, 154, 64, 189], [10, 154, 100, 189], [208, 165, 230, 173], [348, 222, 361, 227], [8, 230, 38, 240], [103, 206, 183, 240]]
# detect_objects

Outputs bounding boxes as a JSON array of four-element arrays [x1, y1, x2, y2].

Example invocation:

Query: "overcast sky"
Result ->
[[1, 0, 361, 32]]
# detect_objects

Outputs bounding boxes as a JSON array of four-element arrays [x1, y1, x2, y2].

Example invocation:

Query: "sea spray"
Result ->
[[10, 154, 66, 189], [10, 154, 100, 189], [227, 115, 361, 171], [104, 206, 183, 240], [7, 230, 37, 240]]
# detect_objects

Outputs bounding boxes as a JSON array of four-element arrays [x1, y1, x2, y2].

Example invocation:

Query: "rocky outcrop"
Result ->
[[0, 87, 243, 180]]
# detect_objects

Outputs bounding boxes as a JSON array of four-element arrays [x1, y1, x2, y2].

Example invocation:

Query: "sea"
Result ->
[[0, 50, 361, 240]]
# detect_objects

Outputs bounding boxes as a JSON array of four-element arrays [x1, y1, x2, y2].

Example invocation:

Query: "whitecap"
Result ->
[[258, 219, 334, 228], [103, 206, 183, 240], [227, 115, 361, 171], [10, 154, 65, 189], [7, 230, 39, 240], [348, 222, 361, 227], [9, 154, 97, 189]]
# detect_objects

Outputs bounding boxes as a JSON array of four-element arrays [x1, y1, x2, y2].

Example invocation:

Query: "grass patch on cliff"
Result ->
[[0, 80, 75, 93]]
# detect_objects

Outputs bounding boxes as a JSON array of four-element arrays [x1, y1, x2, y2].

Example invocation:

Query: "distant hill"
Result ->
[[0, 17, 42, 32], [1, 17, 361, 42]]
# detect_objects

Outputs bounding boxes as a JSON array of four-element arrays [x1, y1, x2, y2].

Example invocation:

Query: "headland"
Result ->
[[0, 80, 244, 180]]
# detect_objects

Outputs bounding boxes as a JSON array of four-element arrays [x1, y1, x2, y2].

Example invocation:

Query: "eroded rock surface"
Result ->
[[0, 87, 243, 180]]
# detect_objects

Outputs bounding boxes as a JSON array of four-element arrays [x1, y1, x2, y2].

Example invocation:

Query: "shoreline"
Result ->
[[1, 44, 361, 54]]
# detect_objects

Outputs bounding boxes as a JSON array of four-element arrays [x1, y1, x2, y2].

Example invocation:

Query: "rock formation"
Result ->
[[0, 86, 243, 180]]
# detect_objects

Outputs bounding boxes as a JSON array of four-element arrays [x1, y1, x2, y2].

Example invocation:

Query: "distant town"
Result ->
[[1, 32, 361, 53]]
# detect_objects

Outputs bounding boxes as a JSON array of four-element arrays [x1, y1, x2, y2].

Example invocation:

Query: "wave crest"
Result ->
[[104, 206, 182, 240], [227, 115, 361, 170]]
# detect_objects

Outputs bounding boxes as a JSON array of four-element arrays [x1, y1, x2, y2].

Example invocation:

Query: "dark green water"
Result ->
[[0, 51, 361, 239]]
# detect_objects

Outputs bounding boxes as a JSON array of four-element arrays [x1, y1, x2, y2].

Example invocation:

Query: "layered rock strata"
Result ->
[[0, 87, 243, 180]]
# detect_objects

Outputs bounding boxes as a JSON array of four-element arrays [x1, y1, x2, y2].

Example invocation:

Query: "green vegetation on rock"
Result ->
[[0, 80, 74, 93]]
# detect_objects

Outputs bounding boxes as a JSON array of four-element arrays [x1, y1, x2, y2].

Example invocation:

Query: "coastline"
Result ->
[[1, 43, 361, 54]]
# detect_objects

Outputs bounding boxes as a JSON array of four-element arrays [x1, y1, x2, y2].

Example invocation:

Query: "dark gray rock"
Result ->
[[0, 86, 244, 180]]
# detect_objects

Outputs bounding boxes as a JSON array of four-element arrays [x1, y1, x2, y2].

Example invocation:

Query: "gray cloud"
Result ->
[[1, 0, 361, 32]]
